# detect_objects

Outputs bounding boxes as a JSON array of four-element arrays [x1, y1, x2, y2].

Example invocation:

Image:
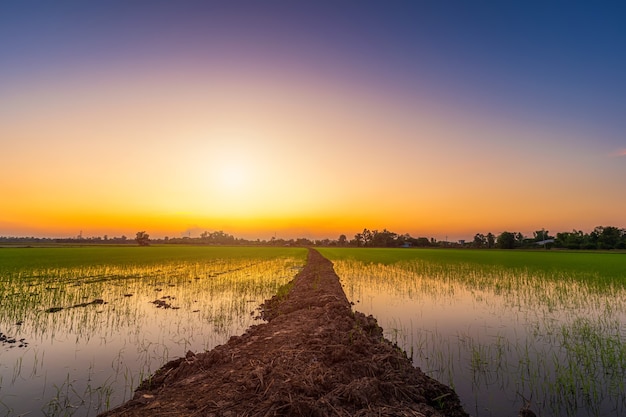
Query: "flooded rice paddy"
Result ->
[[0, 246, 306, 416], [320, 248, 626, 417], [3, 246, 626, 416]]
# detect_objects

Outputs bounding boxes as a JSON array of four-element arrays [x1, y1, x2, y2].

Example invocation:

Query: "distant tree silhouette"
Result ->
[[352, 232, 364, 247], [496, 231, 516, 249], [486, 233, 495, 249], [595, 226, 624, 249], [135, 231, 150, 246], [370, 229, 398, 247], [473, 233, 487, 248], [361, 229, 373, 246]]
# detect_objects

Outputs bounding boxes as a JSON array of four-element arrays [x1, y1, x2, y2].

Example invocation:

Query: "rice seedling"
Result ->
[[319, 247, 626, 417], [0, 246, 306, 416]]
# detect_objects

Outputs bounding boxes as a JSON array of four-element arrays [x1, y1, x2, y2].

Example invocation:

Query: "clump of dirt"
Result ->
[[45, 298, 106, 313], [0, 331, 28, 348], [99, 249, 468, 417], [150, 296, 180, 309]]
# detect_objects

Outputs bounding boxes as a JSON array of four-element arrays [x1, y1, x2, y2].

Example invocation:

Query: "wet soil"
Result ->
[[44, 298, 106, 313], [99, 249, 469, 417], [0, 331, 28, 348]]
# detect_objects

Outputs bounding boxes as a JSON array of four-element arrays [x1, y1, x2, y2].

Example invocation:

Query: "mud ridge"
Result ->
[[99, 249, 468, 417]]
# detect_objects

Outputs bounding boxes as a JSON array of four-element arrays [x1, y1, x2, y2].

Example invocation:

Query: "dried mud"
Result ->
[[100, 249, 469, 417]]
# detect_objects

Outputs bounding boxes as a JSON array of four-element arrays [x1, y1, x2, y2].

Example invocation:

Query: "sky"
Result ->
[[1, 1, 625, 241]]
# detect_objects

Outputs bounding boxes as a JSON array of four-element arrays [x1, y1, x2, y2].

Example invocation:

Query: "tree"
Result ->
[[352, 233, 364, 247], [486, 233, 495, 249], [496, 231, 516, 249], [413, 237, 431, 247], [361, 229, 373, 246], [473, 233, 486, 248], [556, 230, 584, 249], [370, 229, 398, 247], [338, 234, 348, 246], [596, 226, 624, 249], [533, 229, 552, 242], [135, 231, 150, 246], [553, 226, 626, 250], [295, 237, 313, 246]]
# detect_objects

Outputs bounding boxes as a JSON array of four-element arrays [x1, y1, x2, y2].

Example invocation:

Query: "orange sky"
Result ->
[[2, 3, 625, 241]]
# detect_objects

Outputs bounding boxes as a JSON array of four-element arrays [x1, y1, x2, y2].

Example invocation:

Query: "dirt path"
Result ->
[[100, 249, 468, 417]]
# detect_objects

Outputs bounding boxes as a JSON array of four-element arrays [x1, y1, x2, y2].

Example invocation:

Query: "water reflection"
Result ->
[[0, 255, 304, 416], [334, 260, 626, 417]]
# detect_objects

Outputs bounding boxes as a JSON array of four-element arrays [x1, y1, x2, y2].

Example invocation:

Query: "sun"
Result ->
[[213, 158, 254, 198], [216, 163, 248, 191]]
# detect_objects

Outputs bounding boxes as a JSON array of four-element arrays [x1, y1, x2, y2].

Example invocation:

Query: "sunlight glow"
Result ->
[[2, 2, 625, 240], [217, 164, 248, 191]]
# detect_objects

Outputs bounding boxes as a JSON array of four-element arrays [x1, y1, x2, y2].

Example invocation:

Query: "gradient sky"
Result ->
[[2, 1, 625, 240]]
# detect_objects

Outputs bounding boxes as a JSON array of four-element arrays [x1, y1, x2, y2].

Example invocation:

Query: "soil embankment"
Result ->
[[100, 249, 468, 417]]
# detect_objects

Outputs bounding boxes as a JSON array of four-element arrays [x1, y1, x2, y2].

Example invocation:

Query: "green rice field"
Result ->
[[3, 245, 626, 416], [318, 247, 626, 417], [0, 246, 307, 416]]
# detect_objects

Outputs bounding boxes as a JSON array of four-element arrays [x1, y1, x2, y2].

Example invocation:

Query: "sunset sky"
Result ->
[[2, 2, 625, 241]]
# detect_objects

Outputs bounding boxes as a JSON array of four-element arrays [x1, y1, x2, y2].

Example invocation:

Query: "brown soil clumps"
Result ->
[[100, 249, 468, 417]]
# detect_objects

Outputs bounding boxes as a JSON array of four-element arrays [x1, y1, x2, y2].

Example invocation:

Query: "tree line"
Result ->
[[1, 225, 625, 250], [474, 226, 626, 250]]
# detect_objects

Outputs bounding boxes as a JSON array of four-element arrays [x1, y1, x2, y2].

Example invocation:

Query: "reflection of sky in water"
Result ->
[[337, 261, 626, 417], [0, 258, 301, 416]]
